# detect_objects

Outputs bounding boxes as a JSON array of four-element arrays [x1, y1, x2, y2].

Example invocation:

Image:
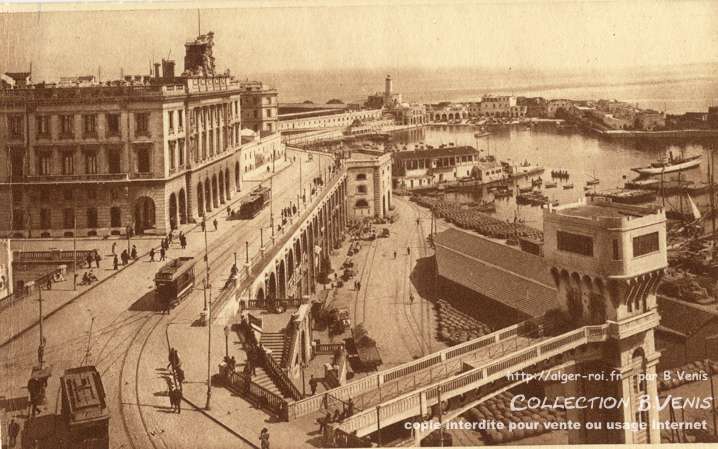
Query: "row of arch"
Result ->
[[430, 112, 468, 122]]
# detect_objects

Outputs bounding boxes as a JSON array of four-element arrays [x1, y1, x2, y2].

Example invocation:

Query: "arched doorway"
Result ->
[[267, 272, 277, 300], [225, 168, 231, 199], [178, 188, 187, 224], [287, 250, 295, 284], [277, 260, 286, 299], [235, 162, 240, 191], [168, 193, 178, 230], [218, 171, 225, 204], [134, 196, 156, 234], [256, 287, 265, 303], [204, 181, 211, 213], [211, 175, 219, 209], [197, 182, 204, 217]]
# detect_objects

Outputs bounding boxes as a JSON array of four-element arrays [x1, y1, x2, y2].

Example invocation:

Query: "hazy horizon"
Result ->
[[2, 1, 717, 82]]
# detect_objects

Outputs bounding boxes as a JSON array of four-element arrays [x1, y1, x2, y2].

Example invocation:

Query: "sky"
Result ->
[[1, 0, 717, 82]]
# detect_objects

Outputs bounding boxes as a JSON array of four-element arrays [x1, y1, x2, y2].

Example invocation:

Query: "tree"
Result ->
[[327, 98, 344, 104], [302, 100, 314, 104]]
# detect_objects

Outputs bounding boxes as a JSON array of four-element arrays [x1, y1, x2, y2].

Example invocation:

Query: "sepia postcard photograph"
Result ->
[[0, 0, 717, 447]]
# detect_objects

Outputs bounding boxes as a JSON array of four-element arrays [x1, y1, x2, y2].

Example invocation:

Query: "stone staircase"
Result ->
[[261, 332, 286, 364], [252, 366, 288, 398]]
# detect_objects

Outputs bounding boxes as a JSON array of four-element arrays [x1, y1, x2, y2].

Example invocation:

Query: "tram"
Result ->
[[154, 256, 196, 309], [237, 185, 272, 219], [60, 366, 109, 449]]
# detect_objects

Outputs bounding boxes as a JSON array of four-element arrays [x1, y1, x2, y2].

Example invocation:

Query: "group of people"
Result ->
[[79, 270, 98, 286], [317, 398, 355, 434], [85, 251, 102, 269], [167, 347, 185, 413], [112, 243, 137, 270], [200, 218, 219, 233]]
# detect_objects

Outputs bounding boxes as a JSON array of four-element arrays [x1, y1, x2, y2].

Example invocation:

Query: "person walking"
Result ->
[[131, 245, 137, 259], [122, 250, 129, 265], [113, 254, 119, 270], [200, 219, 206, 232], [111, 242, 117, 256], [149, 248, 155, 262], [213, 218, 218, 232], [168, 386, 178, 412], [409, 292, 414, 304], [407, 246, 411, 256], [95, 252, 101, 269], [393, 250, 397, 259], [309, 375, 318, 395], [356, 280, 361, 290], [86, 253, 93, 269], [8, 418, 20, 447], [259, 428, 270, 449], [180, 234, 187, 249], [175, 367, 185, 392], [226, 205, 231, 216], [160, 246, 166, 262]]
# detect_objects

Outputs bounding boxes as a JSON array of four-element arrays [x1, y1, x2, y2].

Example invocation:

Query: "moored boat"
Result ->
[[631, 154, 701, 175]]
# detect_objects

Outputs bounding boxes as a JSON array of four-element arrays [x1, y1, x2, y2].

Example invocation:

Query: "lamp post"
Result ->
[[224, 325, 230, 359], [37, 284, 45, 368], [205, 278, 212, 411]]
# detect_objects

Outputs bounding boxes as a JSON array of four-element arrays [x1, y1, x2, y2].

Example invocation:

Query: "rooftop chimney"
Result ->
[[162, 59, 176, 79]]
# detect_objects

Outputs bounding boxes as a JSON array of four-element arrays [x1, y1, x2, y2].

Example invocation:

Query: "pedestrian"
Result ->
[[131, 245, 137, 259], [122, 250, 129, 265], [393, 250, 397, 259], [173, 387, 182, 414], [111, 242, 117, 255], [180, 235, 187, 249], [149, 248, 155, 262], [259, 428, 270, 449], [86, 253, 93, 269], [8, 418, 20, 447], [169, 386, 178, 412], [409, 292, 414, 304], [407, 246, 411, 255], [95, 252, 101, 269], [309, 374, 318, 395], [347, 398, 355, 417], [160, 246, 166, 261], [200, 220, 206, 232], [357, 280, 361, 290], [227, 205, 231, 216], [176, 366, 185, 392], [213, 218, 218, 231], [113, 254, 119, 270]]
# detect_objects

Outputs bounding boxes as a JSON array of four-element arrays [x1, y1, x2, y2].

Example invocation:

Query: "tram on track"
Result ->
[[60, 366, 109, 449], [237, 185, 271, 219], [154, 256, 196, 310]]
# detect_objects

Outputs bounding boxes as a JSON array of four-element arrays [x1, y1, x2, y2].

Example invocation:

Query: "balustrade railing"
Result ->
[[259, 345, 303, 401], [225, 370, 287, 418]]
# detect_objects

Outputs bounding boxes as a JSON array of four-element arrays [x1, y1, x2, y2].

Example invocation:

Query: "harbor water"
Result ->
[[390, 125, 714, 230]]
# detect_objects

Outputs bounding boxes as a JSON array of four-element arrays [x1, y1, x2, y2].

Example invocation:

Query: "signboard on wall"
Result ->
[[0, 239, 12, 300]]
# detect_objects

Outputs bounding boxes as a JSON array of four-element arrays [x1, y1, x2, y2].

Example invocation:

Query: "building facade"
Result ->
[[426, 103, 469, 122], [392, 103, 427, 125], [239, 80, 279, 135], [344, 152, 392, 220], [278, 109, 383, 132], [479, 95, 526, 118], [546, 99, 574, 118], [0, 33, 247, 237], [392, 146, 479, 190]]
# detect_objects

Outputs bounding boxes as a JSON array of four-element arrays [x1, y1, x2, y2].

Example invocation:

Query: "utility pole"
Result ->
[[270, 174, 275, 238], [37, 285, 45, 368], [203, 216, 210, 311], [73, 204, 77, 290]]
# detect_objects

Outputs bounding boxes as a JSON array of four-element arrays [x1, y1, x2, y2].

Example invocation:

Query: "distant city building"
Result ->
[[393, 103, 427, 125], [392, 145, 479, 190], [517, 97, 547, 118], [344, 151, 392, 219], [0, 32, 256, 237], [365, 74, 402, 109], [278, 109, 383, 132], [472, 160, 504, 182], [479, 95, 525, 118], [58, 75, 98, 87], [427, 103, 468, 122], [1, 72, 32, 89], [635, 110, 665, 131], [546, 99, 574, 118], [238, 80, 279, 135]]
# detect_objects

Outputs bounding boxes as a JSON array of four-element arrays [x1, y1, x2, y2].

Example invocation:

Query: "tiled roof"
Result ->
[[657, 295, 718, 338], [434, 228, 558, 317]]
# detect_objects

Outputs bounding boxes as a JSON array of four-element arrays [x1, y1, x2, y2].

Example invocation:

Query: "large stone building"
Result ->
[[392, 146, 479, 190], [479, 95, 526, 118], [239, 80, 279, 135], [0, 32, 261, 238], [344, 151, 392, 220]]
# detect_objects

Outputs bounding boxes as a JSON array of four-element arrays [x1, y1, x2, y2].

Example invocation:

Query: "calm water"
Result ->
[[390, 125, 714, 230]]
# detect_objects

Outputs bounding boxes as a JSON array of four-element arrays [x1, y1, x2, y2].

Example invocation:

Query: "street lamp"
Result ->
[[224, 325, 230, 359]]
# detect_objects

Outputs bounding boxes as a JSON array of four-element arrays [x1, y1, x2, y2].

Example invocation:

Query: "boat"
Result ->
[[586, 178, 600, 186], [563, 183, 574, 189], [625, 178, 660, 190], [631, 153, 701, 175], [586, 190, 656, 205], [519, 186, 534, 193], [544, 181, 557, 189]]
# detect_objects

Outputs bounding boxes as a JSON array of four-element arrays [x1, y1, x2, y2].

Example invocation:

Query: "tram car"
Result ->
[[60, 366, 109, 449], [237, 185, 272, 219], [154, 257, 196, 309]]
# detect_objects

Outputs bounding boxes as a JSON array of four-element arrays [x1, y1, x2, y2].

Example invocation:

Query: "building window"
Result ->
[[178, 139, 185, 166], [9, 115, 23, 138], [83, 114, 97, 137], [253, 110, 258, 119], [106, 113, 120, 136], [40, 209, 51, 229], [110, 188, 119, 201], [209, 130, 214, 155], [12, 209, 25, 230], [556, 231, 594, 257], [110, 207, 122, 227], [108, 149, 121, 173], [63, 208, 75, 229], [355, 199, 369, 208], [40, 188, 50, 202], [168, 141, 176, 170], [633, 232, 659, 257], [267, 109, 272, 118], [37, 116, 50, 137], [178, 110, 183, 129], [356, 173, 367, 181], [357, 185, 367, 194], [87, 208, 98, 228], [612, 239, 621, 260], [63, 188, 74, 201], [60, 114, 74, 138], [62, 152, 74, 175], [136, 147, 151, 173], [85, 151, 98, 174], [38, 153, 51, 175], [86, 187, 97, 200], [135, 112, 150, 136], [168, 110, 174, 130]]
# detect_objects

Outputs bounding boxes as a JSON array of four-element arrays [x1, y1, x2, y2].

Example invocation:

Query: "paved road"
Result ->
[[0, 148, 330, 449]]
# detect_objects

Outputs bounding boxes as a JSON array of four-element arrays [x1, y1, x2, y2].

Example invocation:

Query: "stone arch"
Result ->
[[178, 188, 187, 224], [235, 161, 240, 191], [267, 272, 277, 300], [287, 249, 295, 283], [212, 174, 219, 208], [256, 287, 265, 302], [218, 170, 226, 204], [225, 168, 231, 199], [168, 192, 178, 230], [134, 196, 156, 234], [197, 181, 205, 216], [204, 180, 212, 213], [277, 260, 287, 299]]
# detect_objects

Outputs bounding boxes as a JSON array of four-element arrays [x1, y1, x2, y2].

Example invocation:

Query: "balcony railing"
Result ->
[[24, 172, 129, 182]]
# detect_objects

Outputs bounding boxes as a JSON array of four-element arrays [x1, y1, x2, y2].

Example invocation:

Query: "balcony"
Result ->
[[24, 172, 129, 183], [83, 131, 98, 139]]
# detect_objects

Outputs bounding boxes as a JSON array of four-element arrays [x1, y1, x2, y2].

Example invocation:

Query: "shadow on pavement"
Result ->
[[129, 290, 159, 312]]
